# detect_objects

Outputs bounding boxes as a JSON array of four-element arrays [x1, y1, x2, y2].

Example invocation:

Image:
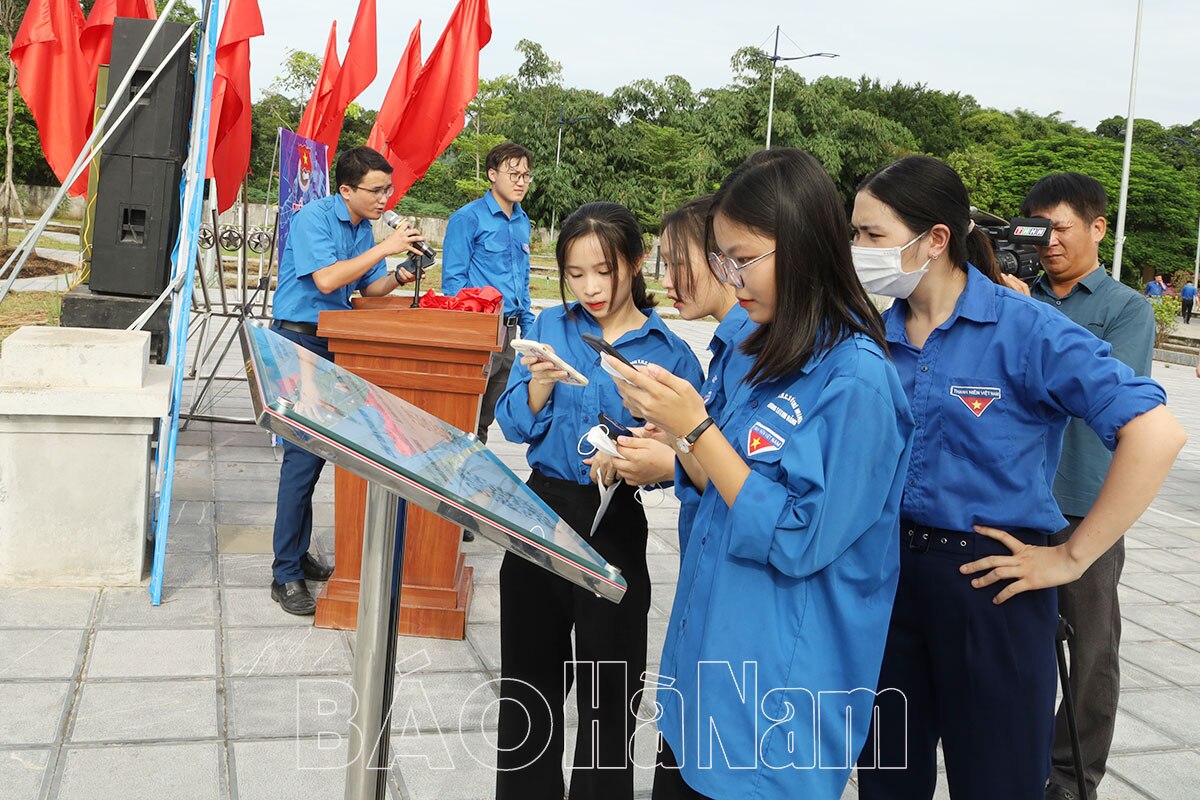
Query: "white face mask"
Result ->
[[852, 233, 930, 299]]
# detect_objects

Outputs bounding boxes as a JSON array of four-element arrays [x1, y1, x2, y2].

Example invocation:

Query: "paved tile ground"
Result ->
[[2, 318, 1200, 799]]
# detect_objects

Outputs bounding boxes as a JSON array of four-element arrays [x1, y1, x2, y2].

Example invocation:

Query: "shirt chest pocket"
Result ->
[[939, 377, 1015, 466], [482, 231, 509, 254]]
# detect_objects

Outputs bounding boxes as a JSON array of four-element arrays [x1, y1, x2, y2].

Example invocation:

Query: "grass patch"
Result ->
[[0, 291, 61, 342]]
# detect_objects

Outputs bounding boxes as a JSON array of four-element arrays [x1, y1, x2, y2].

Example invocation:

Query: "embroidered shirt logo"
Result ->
[[949, 385, 1002, 417], [747, 422, 785, 457], [767, 391, 803, 426]]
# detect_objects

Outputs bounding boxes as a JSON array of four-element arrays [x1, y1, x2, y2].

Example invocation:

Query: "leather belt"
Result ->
[[503, 315, 521, 327], [274, 320, 319, 336], [900, 520, 1048, 557]]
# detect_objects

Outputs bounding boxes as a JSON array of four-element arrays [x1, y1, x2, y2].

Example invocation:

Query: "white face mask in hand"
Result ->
[[851, 232, 930, 299]]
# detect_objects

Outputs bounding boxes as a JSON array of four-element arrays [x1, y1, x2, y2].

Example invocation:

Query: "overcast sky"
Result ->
[[247, 0, 1199, 133]]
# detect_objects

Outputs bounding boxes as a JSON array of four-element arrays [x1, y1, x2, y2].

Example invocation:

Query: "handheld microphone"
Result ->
[[382, 210, 436, 259]]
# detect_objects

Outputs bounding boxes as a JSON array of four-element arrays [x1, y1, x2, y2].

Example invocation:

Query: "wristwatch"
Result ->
[[393, 263, 406, 285], [676, 416, 715, 454]]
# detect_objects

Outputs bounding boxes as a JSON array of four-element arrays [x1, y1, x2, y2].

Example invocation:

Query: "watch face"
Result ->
[[675, 437, 690, 454]]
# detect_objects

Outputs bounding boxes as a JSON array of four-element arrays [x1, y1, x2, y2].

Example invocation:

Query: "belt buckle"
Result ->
[[906, 526, 931, 553]]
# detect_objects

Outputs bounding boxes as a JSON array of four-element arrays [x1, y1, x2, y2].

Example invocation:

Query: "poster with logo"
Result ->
[[276, 129, 329, 261]]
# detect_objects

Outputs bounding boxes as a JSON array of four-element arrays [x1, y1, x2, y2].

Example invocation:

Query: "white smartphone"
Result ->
[[511, 339, 589, 387]]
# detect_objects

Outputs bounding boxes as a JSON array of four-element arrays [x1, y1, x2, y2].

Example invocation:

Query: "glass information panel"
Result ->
[[239, 319, 626, 602]]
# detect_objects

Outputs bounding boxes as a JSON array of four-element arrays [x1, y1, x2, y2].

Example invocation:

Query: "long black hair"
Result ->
[[857, 155, 1000, 282], [660, 195, 715, 304], [557, 202, 656, 316], [709, 148, 887, 385]]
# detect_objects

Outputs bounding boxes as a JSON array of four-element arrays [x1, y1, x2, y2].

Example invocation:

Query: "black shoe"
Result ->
[[271, 579, 316, 615], [1045, 783, 1078, 800], [301, 551, 334, 581], [462, 530, 475, 543]]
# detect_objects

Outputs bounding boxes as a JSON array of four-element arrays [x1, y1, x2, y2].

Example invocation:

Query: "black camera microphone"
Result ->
[[382, 210, 436, 259]]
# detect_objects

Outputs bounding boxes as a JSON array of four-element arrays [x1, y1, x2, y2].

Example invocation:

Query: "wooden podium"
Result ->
[[313, 298, 504, 639]]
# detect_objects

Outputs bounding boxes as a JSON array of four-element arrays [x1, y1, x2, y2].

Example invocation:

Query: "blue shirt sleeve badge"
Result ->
[[949, 385, 1002, 417], [747, 421, 785, 457]]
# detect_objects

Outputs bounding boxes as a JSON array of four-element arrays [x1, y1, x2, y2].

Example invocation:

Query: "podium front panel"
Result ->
[[240, 320, 626, 602]]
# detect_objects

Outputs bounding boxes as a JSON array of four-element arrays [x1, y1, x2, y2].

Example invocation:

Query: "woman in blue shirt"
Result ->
[[593, 196, 756, 548], [849, 155, 1185, 800], [606, 149, 915, 800], [493, 202, 703, 800]]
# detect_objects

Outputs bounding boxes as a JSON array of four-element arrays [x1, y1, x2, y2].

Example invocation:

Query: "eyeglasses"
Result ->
[[707, 249, 775, 288], [504, 171, 534, 185], [353, 184, 395, 199]]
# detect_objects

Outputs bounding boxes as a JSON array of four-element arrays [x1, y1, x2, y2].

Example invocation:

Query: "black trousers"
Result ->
[[477, 322, 517, 442], [1182, 297, 1194, 323], [858, 524, 1058, 800], [652, 741, 713, 800], [496, 470, 652, 800]]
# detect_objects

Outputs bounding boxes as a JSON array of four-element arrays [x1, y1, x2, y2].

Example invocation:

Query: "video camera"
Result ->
[[970, 208, 1052, 284]]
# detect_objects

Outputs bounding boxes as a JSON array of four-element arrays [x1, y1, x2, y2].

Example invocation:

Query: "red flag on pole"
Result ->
[[11, 0, 93, 196], [307, 0, 378, 154], [384, 0, 491, 199], [367, 22, 420, 206], [297, 22, 341, 142], [205, 0, 264, 212], [80, 0, 157, 86]]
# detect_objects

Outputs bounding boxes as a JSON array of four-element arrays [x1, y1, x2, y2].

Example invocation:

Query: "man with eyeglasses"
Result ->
[[269, 146, 428, 615], [442, 142, 535, 451]]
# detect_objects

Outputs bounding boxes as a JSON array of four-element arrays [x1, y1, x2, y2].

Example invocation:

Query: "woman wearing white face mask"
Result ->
[[850, 155, 1184, 800]]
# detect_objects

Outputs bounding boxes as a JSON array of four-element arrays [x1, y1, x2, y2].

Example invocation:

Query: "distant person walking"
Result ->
[[1181, 280, 1197, 323]]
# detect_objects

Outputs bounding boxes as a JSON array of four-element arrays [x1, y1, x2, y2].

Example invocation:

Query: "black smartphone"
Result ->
[[597, 412, 633, 441], [581, 333, 633, 367]]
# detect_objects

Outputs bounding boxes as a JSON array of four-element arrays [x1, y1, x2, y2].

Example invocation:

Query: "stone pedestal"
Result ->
[[0, 327, 171, 586]]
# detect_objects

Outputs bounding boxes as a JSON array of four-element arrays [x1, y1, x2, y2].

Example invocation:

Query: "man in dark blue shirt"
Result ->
[[441, 142, 534, 444], [1143, 274, 1166, 298], [1025, 173, 1155, 800], [1180, 279, 1197, 323], [269, 147, 424, 615]]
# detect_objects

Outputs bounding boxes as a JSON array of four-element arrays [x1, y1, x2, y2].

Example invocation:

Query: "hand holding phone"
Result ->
[[581, 333, 637, 385], [511, 339, 589, 387], [597, 412, 633, 441]]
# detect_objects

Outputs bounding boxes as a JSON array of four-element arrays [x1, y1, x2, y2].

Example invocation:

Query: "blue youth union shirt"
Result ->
[[273, 194, 388, 324], [886, 265, 1167, 534], [441, 192, 535, 332], [657, 333, 914, 800], [674, 303, 757, 553], [1182, 284, 1198, 301], [495, 303, 704, 485]]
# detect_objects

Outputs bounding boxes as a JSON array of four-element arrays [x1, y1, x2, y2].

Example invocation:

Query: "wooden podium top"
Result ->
[[316, 298, 505, 354]]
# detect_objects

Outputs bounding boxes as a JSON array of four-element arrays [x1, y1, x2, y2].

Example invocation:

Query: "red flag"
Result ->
[[385, 0, 491, 199], [204, 0, 264, 212], [11, 0, 93, 196], [308, 0, 378, 154], [367, 22, 421, 206], [80, 0, 157, 86], [297, 22, 341, 142]]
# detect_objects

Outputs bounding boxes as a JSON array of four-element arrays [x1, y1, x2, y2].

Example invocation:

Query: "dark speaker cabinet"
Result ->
[[105, 18, 193, 161]]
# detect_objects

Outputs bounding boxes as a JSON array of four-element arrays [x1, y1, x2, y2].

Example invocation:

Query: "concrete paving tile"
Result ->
[[170, 458, 213, 481], [56, 741, 222, 800], [1093, 774, 1156, 799], [216, 525, 273, 555], [228, 676, 354, 739], [646, 553, 681, 586], [0, 629, 85, 679], [164, 554, 218, 589], [1125, 527, 1200, 549], [87, 629, 217, 679], [224, 627, 352, 677], [1122, 640, 1200, 686], [231, 739, 399, 800], [0, 682, 69, 745], [70, 680, 219, 743], [216, 501, 277, 526], [97, 588, 217, 628], [218, 554, 273, 586], [469, 584, 500, 623], [175, 429, 211, 446], [1124, 547, 1200, 574], [1120, 658, 1176, 689], [169, 500, 216, 527], [165, 523, 218, 554], [1110, 707, 1184, 752], [389, 729, 497, 800], [1108, 749, 1200, 800], [1121, 604, 1200, 641], [0, 749, 51, 800], [214, 461, 282, 481], [1121, 619, 1167, 643], [213, 479, 278, 504], [220, 587, 312, 627], [1121, 573, 1200, 604], [466, 623, 500, 673], [211, 429, 273, 448], [171, 478, 215, 502], [464, 554, 503, 586], [1121, 688, 1200, 747], [213, 445, 280, 463], [174, 444, 213, 462], [341, 630, 485, 675], [0, 589, 97, 629]]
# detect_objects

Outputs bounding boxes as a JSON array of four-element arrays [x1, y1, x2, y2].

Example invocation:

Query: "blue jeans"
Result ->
[[270, 322, 332, 584]]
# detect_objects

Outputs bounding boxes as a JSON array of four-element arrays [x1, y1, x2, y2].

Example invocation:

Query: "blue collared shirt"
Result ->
[[887, 265, 1166, 534], [273, 194, 388, 324], [1182, 284, 1198, 301], [657, 332, 913, 800], [1031, 267, 1155, 516], [495, 303, 703, 485], [674, 303, 757, 552], [442, 192, 534, 332], [1143, 280, 1165, 297]]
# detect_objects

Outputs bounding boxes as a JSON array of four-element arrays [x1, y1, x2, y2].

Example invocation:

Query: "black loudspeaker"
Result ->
[[89, 154, 183, 297], [106, 18, 193, 161]]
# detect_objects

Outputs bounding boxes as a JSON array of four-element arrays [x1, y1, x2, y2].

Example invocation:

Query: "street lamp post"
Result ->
[[549, 107, 592, 242], [1168, 136, 1200, 288], [763, 26, 838, 149]]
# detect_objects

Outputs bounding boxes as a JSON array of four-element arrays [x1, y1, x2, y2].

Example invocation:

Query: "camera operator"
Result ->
[[1023, 173, 1155, 800]]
